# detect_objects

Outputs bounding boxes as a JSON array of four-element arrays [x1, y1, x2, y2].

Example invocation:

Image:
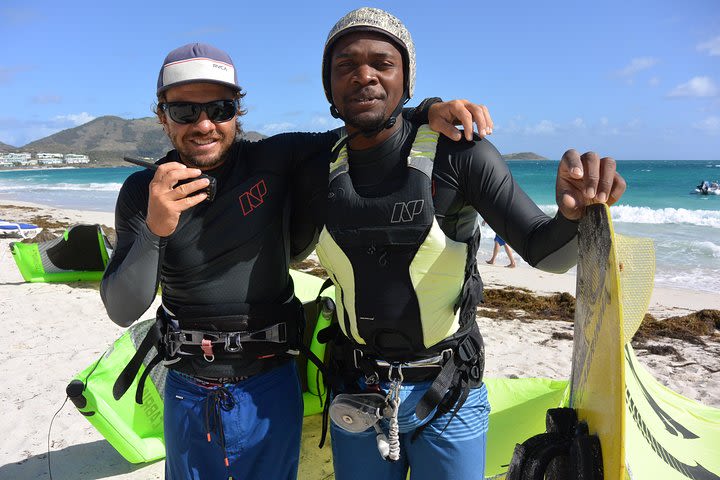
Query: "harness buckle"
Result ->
[[353, 349, 364, 369], [224, 333, 243, 353], [243, 322, 287, 344], [441, 348, 454, 364], [354, 349, 380, 384], [165, 331, 182, 357], [458, 336, 478, 363], [201, 338, 215, 363]]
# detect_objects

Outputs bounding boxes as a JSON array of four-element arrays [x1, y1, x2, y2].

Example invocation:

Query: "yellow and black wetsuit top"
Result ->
[[316, 121, 579, 360]]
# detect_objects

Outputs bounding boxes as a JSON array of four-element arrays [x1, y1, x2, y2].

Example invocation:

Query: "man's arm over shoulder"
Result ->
[[438, 136, 579, 272], [100, 172, 163, 327], [249, 130, 342, 175]]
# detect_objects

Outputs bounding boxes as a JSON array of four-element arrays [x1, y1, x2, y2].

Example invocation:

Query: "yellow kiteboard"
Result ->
[[569, 203, 627, 479]]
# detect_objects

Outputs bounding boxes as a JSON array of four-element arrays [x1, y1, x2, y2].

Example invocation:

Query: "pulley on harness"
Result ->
[[329, 365, 405, 462]]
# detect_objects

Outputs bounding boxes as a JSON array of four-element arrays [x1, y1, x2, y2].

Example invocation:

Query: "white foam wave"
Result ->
[[538, 204, 720, 228], [697, 241, 720, 258], [0, 182, 123, 192], [655, 269, 720, 294], [611, 205, 720, 228]]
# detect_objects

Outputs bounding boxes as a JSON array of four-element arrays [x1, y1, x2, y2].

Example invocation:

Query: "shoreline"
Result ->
[[2, 197, 717, 316]]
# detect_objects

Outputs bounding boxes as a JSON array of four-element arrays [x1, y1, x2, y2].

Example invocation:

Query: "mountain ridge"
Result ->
[[2, 116, 547, 164]]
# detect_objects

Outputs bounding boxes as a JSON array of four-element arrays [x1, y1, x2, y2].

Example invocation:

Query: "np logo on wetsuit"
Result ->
[[239, 179, 267, 216], [390, 199, 424, 223]]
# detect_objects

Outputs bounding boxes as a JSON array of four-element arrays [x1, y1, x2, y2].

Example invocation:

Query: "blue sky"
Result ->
[[1, 0, 718, 159]]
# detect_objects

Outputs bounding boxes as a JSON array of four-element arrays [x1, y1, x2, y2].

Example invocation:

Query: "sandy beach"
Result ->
[[0, 200, 717, 480]]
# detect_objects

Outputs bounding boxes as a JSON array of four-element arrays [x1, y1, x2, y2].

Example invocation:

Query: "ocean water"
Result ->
[[0, 160, 718, 294]]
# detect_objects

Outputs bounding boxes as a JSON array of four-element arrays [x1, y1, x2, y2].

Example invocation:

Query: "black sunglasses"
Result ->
[[160, 99, 238, 124]]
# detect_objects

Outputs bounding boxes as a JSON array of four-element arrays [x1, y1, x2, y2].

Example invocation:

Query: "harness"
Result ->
[[113, 293, 306, 405], [317, 125, 486, 450]]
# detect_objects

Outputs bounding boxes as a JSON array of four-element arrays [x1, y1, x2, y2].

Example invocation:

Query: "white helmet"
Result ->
[[322, 7, 416, 106]]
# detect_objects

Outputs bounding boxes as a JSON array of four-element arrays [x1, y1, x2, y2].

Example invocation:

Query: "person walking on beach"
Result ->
[[487, 234, 516, 267], [313, 8, 627, 479], [100, 42, 493, 479], [483, 221, 517, 268]]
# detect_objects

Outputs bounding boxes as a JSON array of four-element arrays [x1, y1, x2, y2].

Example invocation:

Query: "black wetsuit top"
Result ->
[[101, 134, 338, 376], [100, 106, 433, 378], [317, 120, 580, 272]]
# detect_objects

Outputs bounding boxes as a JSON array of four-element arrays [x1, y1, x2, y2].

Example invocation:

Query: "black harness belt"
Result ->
[[329, 322, 484, 428], [113, 297, 304, 405]]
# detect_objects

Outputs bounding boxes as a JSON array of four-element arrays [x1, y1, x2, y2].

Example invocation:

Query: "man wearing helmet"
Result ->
[[316, 8, 627, 479]]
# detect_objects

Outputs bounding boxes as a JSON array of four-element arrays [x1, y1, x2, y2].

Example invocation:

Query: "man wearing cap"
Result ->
[[315, 8, 627, 479], [100, 42, 492, 479]]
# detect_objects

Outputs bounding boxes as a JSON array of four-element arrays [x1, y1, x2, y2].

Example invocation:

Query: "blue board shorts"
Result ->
[[163, 360, 302, 480], [331, 382, 490, 480], [494, 234, 506, 246]]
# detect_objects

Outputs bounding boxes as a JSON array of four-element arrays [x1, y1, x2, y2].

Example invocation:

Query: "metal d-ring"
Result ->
[[388, 363, 404, 383]]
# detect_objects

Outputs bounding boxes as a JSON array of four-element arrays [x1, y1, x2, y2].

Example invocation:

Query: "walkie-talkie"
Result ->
[[123, 157, 217, 202]]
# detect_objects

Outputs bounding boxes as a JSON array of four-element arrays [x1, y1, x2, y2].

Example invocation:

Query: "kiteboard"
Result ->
[[507, 204, 720, 480], [568, 203, 626, 479]]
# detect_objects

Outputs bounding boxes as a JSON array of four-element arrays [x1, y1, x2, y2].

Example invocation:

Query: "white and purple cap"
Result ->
[[157, 43, 240, 96]]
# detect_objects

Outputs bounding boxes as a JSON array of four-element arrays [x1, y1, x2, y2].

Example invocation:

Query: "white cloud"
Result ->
[[0, 113, 98, 146], [525, 120, 556, 135], [260, 122, 297, 135], [54, 112, 96, 126], [0, 124, 58, 147], [600, 117, 609, 126], [616, 57, 658, 78], [667, 76, 718, 97], [649, 77, 660, 87], [572, 118, 585, 128], [697, 36, 720, 56], [693, 116, 720, 135], [309, 115, 343, 129]]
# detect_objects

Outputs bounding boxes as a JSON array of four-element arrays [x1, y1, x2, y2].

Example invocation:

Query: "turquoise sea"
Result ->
[[0, 160, 719, 294]]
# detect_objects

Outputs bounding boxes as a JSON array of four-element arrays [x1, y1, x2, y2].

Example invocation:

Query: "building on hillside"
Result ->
[[0, 152, 33, 165], [38, 157, 64, 165], [64, 154, 90, 164], [37, 153, 64, 159]]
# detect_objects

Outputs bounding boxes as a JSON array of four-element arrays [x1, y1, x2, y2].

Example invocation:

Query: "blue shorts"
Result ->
[[163, 360, 302, 480], [331, 382, 489, 480], [494, 234, 506, 246]]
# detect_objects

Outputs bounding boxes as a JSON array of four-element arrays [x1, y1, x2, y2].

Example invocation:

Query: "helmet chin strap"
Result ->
[[329, 90, 409, 157], [330, 90, 409, 139]]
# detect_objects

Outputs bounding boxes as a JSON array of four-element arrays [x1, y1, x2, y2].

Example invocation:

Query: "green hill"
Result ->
[[18, 116, 266, 165], [0, 141, 16, 153], [502, 152, 548, 160]]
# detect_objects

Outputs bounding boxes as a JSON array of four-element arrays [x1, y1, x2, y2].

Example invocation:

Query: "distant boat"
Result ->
[[693, 180, 720, 195]]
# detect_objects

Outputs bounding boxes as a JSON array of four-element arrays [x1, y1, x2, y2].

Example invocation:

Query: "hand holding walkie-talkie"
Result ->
[[123, 156, 217, 202]]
